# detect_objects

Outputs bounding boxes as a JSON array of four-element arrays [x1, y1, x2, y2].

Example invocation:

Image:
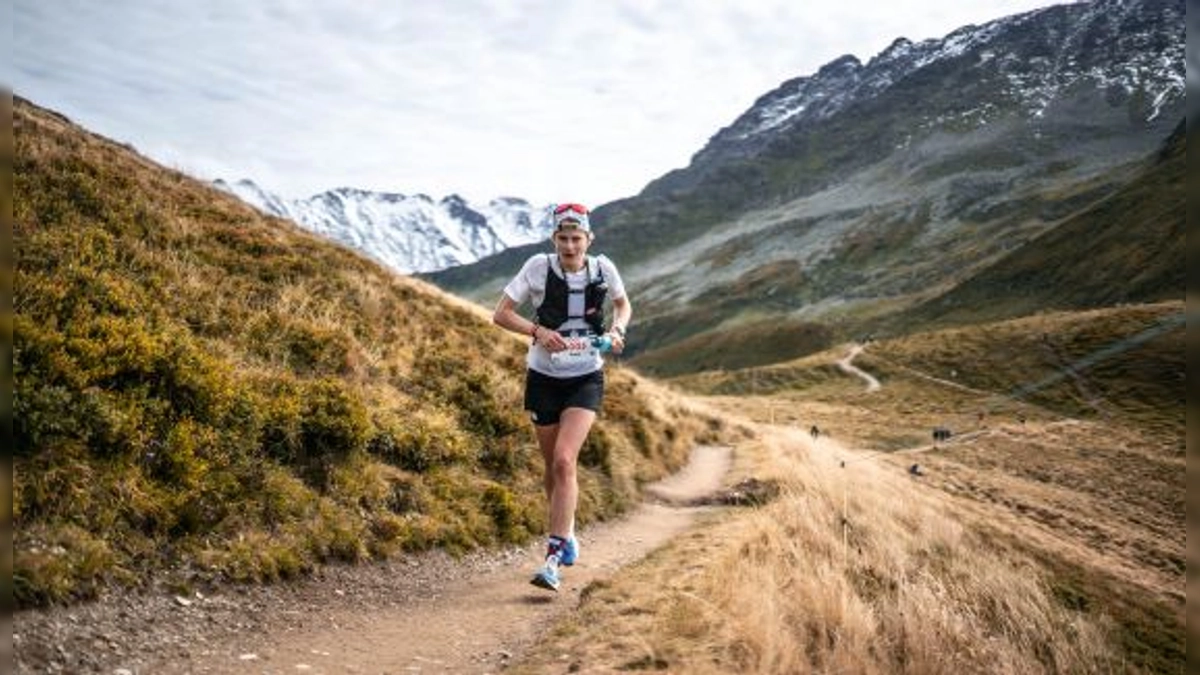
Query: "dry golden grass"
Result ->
[[513, 306, 1183, 673], [514, 429, 1120, 674]]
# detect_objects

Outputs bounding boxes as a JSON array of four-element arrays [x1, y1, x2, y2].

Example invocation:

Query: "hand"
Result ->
[[538, 327, 566, 352], [606, 331, 625, 354]]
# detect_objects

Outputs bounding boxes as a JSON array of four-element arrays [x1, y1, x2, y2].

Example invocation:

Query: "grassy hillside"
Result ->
[[12, 98, 733, 608], [676, 302, 1183, 436], [513, 422, 1182, 674], [628, 120, 1184, 378], [581, 303, 1184, 673], [3, 94, 15, 616], [628, 314, 834, 377]]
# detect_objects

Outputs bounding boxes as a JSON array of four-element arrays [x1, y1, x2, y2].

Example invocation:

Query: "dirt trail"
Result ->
[[837, 344, 880, 392], [145, 445, 732, 674]]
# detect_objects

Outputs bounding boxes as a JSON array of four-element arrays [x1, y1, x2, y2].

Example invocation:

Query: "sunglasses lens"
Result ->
[[554, 203, 587, 215]]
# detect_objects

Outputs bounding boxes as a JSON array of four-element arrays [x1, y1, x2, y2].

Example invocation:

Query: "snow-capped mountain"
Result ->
[[213, 179, 553, 274], [733, 2, 1182, 140], [430, 0, 1184, 372], [674, 0, 1184, 186]]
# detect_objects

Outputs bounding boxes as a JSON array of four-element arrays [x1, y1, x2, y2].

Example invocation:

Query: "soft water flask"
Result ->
[[591, 335, 613, 353]]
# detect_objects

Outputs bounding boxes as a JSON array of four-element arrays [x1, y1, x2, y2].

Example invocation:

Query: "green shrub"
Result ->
[[13, 524, 116, 606], [579, 426, 614, 475], [257, 378, 305, 464], [367, 408, 472, 473], [477, 438, 522, 477], [153, 418, 212, 488], [255, 464, 320, 525], [480, 483, 535, 543], [246, 315, 358, 375], [295, 378, 370, 488]]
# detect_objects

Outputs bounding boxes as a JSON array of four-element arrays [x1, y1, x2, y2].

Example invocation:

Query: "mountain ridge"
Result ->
[[214, 178, 555, 274], [423, 0, 1185, 377]]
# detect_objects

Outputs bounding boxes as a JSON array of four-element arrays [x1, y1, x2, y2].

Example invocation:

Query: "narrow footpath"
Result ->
[[152, 445, 733, 674], [837, 344, 881, 392]]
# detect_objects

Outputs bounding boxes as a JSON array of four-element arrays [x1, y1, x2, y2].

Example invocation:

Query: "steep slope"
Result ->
[[12, 97, 726, 608], [893, 119, 1184, 330], [425, 0, 1184, 376]]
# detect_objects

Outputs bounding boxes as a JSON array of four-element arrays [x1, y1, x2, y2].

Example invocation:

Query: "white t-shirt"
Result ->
[[503, 253, 627, 378]]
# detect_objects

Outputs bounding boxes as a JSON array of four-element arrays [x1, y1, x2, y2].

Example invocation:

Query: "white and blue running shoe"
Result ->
[[531, 553, 561, 591], [559, 535, 579, 566]]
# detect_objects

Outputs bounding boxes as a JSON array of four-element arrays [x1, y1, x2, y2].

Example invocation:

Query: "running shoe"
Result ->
[[559, 534, 579, 566], [530, 554, 561, 591]]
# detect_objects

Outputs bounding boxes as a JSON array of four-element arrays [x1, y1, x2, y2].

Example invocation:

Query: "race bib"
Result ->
[[549, 337, 598, 366]]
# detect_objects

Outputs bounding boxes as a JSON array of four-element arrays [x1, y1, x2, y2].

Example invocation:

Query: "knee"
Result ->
[[551, 454, 577, 481]]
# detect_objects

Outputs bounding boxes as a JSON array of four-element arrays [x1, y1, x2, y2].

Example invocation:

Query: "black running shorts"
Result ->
[[524, 369, 605, 426]]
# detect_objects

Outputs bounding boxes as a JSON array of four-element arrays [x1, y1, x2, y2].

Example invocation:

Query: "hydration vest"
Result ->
[[535, 254, 608, 336]]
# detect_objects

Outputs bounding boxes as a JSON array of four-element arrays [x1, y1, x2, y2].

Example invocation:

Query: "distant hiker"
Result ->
[[492, 202, 632, 592], [810, 424, 820, 441]]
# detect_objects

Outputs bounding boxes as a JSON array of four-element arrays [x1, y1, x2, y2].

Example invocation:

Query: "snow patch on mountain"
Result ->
[[214, 179, 553, 274], [731, 0, 1183, 142]]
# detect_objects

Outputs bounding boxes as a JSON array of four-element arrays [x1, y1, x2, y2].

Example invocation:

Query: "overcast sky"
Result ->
[[14, 1, 1069, 208]]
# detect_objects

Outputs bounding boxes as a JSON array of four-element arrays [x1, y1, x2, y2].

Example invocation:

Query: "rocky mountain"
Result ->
[[424, 0, 1185, 376], [214, 178, 553, 274]]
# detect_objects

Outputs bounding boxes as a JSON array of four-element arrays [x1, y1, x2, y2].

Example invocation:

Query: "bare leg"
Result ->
[[535, 423, 558, 502], [534, 423, 569, 539], [535, 407, 596, 539]]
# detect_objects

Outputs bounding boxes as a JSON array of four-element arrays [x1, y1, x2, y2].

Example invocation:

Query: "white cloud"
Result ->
[[15, 0, 1066, 207]]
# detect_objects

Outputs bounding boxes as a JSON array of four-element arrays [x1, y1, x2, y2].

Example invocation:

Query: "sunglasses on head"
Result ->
[[553, 203, 589, 216]]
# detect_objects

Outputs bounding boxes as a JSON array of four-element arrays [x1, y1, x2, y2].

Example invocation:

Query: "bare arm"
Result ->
[[607, 295, 632, 354], [492, 294, 567, 351]]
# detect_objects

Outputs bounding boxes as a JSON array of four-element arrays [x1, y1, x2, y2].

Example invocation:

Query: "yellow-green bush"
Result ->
[[367, 407, 474, 472], [13, 523, 117, 606]]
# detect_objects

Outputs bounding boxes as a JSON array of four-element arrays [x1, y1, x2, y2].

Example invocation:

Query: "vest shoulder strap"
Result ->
[[587, 254, 606, 281], [546, 253, 604, 282]]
